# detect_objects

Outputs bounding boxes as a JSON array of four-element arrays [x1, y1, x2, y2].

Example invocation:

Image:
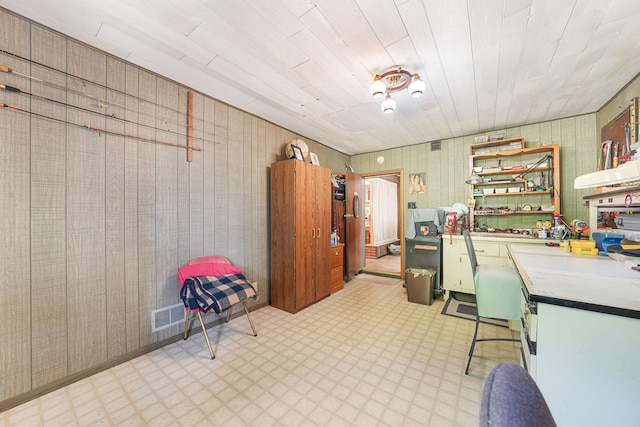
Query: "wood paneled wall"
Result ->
[[351, 116, 599, 231], [5, 4, 634, 407], [0, 10, 348, 405]]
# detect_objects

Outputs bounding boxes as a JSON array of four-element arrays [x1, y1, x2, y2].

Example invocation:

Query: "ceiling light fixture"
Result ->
[[381, 93, 396, 114], [369, 67, 426, 113]]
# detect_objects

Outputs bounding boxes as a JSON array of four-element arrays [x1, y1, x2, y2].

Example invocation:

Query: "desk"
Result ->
[[509, 244, 640, 427]]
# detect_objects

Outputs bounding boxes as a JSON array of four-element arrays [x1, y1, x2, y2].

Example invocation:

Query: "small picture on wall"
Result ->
[[409, 173, 426, 194]]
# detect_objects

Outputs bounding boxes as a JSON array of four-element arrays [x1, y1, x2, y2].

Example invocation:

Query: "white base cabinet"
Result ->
[[523, 302, 640, 427], [442, 234, 546, 294], [511, 243, 640, 427]]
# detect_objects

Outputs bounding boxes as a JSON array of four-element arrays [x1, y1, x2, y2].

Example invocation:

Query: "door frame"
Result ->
[[360, 169, 404, 280]]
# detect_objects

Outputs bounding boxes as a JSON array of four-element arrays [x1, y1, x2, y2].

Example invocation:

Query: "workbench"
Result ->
[[509, 244, 640, 427]]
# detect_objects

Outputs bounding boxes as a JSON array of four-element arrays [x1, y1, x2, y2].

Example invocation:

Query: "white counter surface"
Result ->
[[508, 244, 640, 316], [468, 232, 540, 241]]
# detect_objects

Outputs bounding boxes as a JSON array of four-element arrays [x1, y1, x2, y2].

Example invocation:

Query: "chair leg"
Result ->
[[183, 309, 193, 339], [188, 301, 257, 359], [197, 311, 216, 360], [242, 301, 258, 337], [465, 314, 528, 374], [519, 341, 528, 372], [465, 314, 481, 375]]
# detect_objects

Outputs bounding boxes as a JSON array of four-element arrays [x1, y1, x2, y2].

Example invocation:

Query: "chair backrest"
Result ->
[[463, 229, 523, 320], [462, 230, 478, 274], [480, 363, 556, 427]]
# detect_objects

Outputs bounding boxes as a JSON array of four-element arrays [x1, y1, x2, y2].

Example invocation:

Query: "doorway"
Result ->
[[360, 169, 404, 279]]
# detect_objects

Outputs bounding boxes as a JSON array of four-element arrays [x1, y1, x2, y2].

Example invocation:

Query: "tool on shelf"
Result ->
[[512, 154, 554, 194]]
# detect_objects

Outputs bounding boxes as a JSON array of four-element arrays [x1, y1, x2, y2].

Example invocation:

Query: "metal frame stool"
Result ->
[[462, 230, 526, 374], [180, 274, 258, 359]]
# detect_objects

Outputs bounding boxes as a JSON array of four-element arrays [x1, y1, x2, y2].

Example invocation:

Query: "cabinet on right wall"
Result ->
[[468, 138, 560, 233]]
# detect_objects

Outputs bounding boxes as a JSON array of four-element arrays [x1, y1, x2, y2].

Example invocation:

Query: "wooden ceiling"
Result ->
[[2, 0, 640, 154]]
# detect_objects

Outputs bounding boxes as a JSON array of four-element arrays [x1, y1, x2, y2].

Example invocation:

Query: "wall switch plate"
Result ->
[[408, 202, 416, 209]]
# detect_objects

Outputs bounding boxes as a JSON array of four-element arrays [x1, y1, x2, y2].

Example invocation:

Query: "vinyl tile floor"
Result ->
[[0, 278, 521, 427], [363, 254, 401, 275]]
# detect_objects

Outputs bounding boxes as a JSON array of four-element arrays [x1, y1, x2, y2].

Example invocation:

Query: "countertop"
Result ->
[[508, 244, 640, 318], [470, 231, 537, 239]]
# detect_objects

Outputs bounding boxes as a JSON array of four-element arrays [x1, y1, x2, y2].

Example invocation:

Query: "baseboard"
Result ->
[[0, 301, 268, 413]]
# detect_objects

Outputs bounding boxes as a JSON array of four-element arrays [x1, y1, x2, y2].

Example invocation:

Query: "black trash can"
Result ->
[[405, 268, 436, 306]]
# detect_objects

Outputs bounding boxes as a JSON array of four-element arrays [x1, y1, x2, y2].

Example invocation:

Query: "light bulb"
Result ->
[[369, 76, 386, 99], [408, 74, 426, 98], [381, 93, 396, 113]]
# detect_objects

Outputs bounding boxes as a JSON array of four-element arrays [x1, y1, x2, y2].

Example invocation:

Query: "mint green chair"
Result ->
[[462, 230, 526, 375]]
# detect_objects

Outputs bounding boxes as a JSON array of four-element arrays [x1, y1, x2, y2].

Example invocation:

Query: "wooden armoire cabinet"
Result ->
[[270, 159, 331, 313]]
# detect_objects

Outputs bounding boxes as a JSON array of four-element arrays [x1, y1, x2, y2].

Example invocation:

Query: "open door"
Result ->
[[345, 170, 364, 280], [360, 171, 404, 278]]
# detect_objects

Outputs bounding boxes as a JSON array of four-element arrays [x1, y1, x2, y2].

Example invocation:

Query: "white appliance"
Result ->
[[574, 157, 640, 189]]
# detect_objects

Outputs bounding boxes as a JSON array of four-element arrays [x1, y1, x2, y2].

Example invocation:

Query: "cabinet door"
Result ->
[[295, 162, 316, 310], [312, 165, 331, 300], [271, 160, 298, 312], [443, 238, 505, 295], [442, 240, 475, 294]]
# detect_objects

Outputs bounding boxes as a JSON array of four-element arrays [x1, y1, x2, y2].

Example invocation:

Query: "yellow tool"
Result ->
[[622, 244, 640, 250]]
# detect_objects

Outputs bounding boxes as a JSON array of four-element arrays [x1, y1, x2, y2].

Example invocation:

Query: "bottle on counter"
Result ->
[[552, 214, 563, 239]]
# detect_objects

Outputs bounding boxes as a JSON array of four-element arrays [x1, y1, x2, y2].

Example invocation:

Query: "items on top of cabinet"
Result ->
[[283, 139, 309, 161], [405, 208, 446, 238], [331, 229, 339, 246], [309, 152, 320, 165]]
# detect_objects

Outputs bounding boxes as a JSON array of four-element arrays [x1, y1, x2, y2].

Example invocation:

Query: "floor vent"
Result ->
[[151, 303, 185, 332], [431, 140, 441, 151]]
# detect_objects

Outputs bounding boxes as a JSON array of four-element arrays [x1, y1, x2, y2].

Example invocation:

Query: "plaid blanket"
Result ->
[[180, 273, 259, 314]]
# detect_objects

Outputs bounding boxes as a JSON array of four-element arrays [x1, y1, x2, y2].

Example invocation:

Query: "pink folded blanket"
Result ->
[[178, 256, 242, 288]]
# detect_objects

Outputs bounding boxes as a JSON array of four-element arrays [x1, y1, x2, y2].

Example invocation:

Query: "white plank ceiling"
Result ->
[[1, 0, 639, 155]]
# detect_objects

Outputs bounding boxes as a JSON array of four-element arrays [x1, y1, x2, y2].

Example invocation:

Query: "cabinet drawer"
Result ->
[[331, 266, 343, 286], [461, 241, 501, 257], [330, 245, 344, 268]]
